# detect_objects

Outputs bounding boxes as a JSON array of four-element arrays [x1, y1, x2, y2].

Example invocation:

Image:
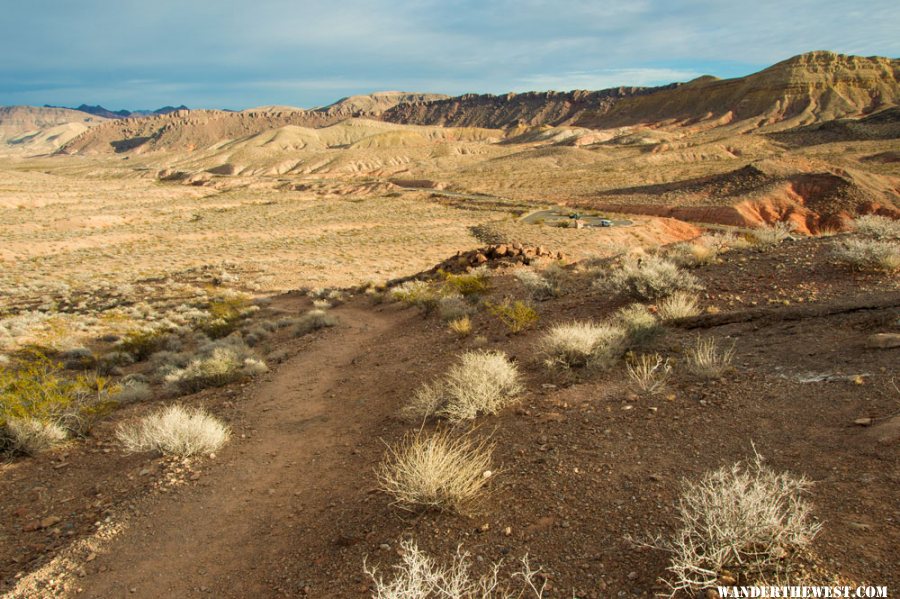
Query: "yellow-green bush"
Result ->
[[199, 296, 253, 338], [485, 299, 539, 333], [119, 329, 169, 361], [0, 353, 118, 440], [439, 269, 491, 297]]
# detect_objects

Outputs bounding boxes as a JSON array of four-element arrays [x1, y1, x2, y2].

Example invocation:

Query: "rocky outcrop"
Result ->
[[58, 108, 336, 154], [429, 244, 569, 273], [0, 106, 104, 143], [380, 87, 674, 129]]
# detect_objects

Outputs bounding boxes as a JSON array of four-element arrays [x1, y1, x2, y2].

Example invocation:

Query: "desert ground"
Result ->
[[1, 51, 898, 598]]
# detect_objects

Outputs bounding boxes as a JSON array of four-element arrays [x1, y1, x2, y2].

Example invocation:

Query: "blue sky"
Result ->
[[1, 0, 897, 110]]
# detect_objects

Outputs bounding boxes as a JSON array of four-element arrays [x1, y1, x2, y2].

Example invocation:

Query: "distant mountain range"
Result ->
[[43, 104, 189, 119]]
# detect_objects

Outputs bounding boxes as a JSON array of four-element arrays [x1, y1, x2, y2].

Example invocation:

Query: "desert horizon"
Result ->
[[1, 3, 898, 598]]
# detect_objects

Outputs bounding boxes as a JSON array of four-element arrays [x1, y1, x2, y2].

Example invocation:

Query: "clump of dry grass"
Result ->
[[647, 454, 821, 595], [402, 350, 523, 422], [832, 238, 900, 272], [657, 291, 702, 320], [686, 336, 736, 379], [3, 417, 67, 455], [162, 337, 267, 393], [600, 254, 700, 301], [539, 321, 626, 370], [292, 308, 338, 336], [751, 221, 795, 247], [365, 539, 546, 599], [448, 316, 472, 338], [377, 430, 494, 512], [116, 404, 230, 457], [668, 242, 718, 268], [626, 353, 671, 395], [852, 214, 900, 240]]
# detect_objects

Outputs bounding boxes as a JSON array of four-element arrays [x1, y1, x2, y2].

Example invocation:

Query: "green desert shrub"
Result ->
[[162, 337, 268, 393], [292, 309, 338, 336], [615, 303, 663, 347], [391, 280, 440, 313], [439, 269, 491, 297], [485, 299, 539, 333], [1, 353, 118, 440]]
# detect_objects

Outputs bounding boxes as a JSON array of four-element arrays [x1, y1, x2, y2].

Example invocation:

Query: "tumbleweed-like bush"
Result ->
[[653, 454, 822, 595], [116, 404, 230, 457], [539, 321, 626, 370], [402, 350, 523, 422], [600, 255, 700, 301], [365, 539, 546, 599], [377, 430, 494, 512]]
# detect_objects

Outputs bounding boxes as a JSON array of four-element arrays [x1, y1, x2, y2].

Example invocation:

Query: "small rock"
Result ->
[[40, 516, 61, 529], [866, 333, 900, 349], [854, 418, 873, 426]]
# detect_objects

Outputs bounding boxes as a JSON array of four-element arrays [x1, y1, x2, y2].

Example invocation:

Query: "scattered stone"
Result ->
[[866, 333, 900, 349], [854, 418, 873, 426]]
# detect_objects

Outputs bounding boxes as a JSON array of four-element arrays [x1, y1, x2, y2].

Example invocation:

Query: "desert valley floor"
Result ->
[[0, 51, 898, 598]]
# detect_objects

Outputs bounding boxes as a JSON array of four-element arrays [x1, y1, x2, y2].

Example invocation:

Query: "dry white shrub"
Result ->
[[649, 454, 821, 596], [852, 214, 900, 240], [832, 238, 900, 272], [514, 270, 556, 300], [163, 337, 267, 393], [365, 539, 546, 599], [539, 321, 626, 370], [626, 353, 671, 395], [403, 351, 523, 422], [116, 404, 229, 457], [686, 336, 735, 379], [114, 380, 153, 403], [615, 303, 662, 347], [438, 295, 474, 322], [751, 221, 795, 247], [292, 308, 338, 336], [377, 430, 494, 512], [601, 255, 700, 300], [5, 417, 67, 455], [657, 291, 701, 320]]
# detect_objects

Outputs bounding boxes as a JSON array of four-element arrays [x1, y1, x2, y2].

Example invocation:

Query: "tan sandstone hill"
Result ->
[[574, 51, 899, 130], [0, 106, 105, 143]]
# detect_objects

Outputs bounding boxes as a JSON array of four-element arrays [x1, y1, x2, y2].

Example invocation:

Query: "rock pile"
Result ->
[[430, 244, 569, 274]]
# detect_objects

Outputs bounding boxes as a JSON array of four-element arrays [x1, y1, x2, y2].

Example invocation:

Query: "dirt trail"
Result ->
[[62, 304, 400, 599]]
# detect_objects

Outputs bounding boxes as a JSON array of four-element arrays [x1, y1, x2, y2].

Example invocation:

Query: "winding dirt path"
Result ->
[[64, 303, 403, 598]]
